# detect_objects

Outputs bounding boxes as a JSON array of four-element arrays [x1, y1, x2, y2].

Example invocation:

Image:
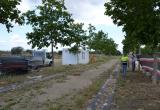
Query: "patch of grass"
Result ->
[[44, 99, 62, 110], [76, 95, 85, 104], [55, 76, 66, 83], [49, 103, 61, 110], [115, 71, 160, 110], [0, 99, 20, 110], [0, 73, 28, 87]]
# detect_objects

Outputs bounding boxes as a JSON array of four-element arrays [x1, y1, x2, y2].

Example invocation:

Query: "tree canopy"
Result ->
[[11, 46, 24, 55], [71, 23, 87, 48], [105, 0, 160, 52], [0, 0, 23, 32], [87, 27, 118, 55], [68, 24, 118, 55], [24, 0, 74, 64], [68, 23, 87, 54]]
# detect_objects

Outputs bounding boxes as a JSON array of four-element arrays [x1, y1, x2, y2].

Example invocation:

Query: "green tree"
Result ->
[[122, 35, 139, 54], [141, 45, 154, 55], [68, 23, 87, 54], [88, 30, 118, 55], [0, 0, 23, 32], [11, 46, 24, 55], [71, 23, 87, 47], [87, 24, 96, 49], [26, 49, 33, 54], [24, 0, 74, 65], [116, 50, 121, 55], [105, 0, 160, 51]]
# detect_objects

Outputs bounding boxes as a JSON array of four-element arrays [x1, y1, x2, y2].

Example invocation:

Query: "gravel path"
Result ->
[[86, 64, 120, 110]]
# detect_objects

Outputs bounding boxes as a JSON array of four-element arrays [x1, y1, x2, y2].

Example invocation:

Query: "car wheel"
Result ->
[[49, 61, 52, 66]]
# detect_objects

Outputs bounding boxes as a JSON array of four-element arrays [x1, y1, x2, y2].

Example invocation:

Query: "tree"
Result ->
[[26, 49, 33, 54], [88, 30, 118, 55], [24, 0, 74, 65], [11, 46, 24, 55], [70, 23, 87, 47], [141, 45, 154, 55], [122, 36, 139, 54], [116, 50, 121, 56], [87, 24, 118, 55], [105, 0, 160, 51], [68, 23, 87, 54], [87, 24, 96, 50], [0, 0, 23, 32]]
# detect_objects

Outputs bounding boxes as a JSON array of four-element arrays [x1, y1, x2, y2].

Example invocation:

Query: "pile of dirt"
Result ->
[[114, 71, 160, 110]]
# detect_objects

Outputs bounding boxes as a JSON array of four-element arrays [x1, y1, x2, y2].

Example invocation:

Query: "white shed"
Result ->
[[62, 48, 89, 65]]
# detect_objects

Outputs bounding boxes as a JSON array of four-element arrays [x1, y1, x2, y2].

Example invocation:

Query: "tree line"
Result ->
[[0, 0, 120, 64]]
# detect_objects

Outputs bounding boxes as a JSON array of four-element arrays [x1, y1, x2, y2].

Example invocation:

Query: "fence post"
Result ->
[[152, 53, 158, 84]]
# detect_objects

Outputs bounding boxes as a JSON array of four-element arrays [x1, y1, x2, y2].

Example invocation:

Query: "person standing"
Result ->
[[131, 54, 136, 72], [121, 54, 129, 78]]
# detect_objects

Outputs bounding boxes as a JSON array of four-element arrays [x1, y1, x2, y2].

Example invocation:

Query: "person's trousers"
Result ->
[[122, 63, 127, 78], [132, 62, 135, 72]]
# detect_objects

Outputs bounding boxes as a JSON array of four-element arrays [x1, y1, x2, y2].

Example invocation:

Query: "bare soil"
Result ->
[[0, 58, 118, 110]]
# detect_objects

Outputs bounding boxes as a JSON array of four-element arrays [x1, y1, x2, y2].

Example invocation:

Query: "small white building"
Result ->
[[62, 48, 89, 65]]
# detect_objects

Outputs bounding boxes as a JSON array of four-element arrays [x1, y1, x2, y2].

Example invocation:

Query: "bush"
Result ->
[[11, 46, 24, 55]]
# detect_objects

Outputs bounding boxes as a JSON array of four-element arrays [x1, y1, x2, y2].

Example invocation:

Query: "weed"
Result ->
[[0, 100, 18, 110], [49, 103, 61, 110], [75, 95, 85, 108]]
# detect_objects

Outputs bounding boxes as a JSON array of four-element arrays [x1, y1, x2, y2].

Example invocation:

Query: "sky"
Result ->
[[0, 0, 124, 52]]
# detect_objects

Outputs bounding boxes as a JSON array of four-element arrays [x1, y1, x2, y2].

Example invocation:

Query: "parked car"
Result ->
[[0, 56, 31, 72], [0, 50, 52, 72], [31, 50, 52, 67]]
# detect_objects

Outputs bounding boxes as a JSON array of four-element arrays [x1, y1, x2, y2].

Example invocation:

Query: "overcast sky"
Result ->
[[0, 0, 124, 52]]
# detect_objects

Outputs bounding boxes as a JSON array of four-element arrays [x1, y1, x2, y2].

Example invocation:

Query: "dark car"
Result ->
[[0, 56, 31, 72]]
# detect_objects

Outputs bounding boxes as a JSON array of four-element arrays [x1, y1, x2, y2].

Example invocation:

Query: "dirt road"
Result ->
[[0, 59, 118, 110]]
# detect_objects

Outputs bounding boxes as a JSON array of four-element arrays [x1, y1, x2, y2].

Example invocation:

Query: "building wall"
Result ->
[[62, 49, 89, 65]]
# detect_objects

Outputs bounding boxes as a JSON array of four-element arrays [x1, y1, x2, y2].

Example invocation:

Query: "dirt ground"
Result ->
[[114, 71, 160, 110], [0, 58, 118, 110]]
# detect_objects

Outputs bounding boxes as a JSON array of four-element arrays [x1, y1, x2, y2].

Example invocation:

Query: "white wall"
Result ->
[[62, 49, 77, 65], [62, 49, 89, 65], [78, 50, 89, 64]]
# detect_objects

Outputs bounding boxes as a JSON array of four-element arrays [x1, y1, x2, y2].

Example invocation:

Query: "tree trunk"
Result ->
[[138, 44, 141, 71], [51, 42, 54, 66]]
